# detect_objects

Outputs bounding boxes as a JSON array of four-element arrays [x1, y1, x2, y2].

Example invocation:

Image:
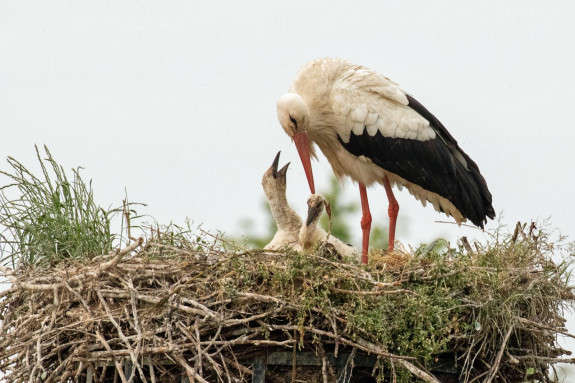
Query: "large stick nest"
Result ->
[[0, 223, 574, 383]]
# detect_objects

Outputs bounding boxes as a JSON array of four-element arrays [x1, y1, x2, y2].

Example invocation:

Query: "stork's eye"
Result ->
[[288, 114, 298, 129]]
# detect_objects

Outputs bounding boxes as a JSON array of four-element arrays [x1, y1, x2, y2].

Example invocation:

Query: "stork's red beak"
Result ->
[[294, 132, 315, 194]]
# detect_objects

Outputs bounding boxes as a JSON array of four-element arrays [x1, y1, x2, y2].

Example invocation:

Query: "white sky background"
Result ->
[[1, 0, 575, 374]]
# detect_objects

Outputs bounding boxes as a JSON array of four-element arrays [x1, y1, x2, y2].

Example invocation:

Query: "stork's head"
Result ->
[[299, 193, 331, 251], [277, 92, 316, 194], [305, 194, 330, 227]]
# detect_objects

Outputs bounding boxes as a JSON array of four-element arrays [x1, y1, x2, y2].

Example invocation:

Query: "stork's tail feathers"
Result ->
[[405, 95, 495, 228]]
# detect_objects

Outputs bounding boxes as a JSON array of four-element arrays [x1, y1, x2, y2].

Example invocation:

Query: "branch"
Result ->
[[267, 324, 411, 360], [397, 360, 441, 383], [332, 288, 415, 296], [0, 238, 143, 291], [484, 325, 514, 383], [171, 353, 209, 383], [95, 237, 144, 273]]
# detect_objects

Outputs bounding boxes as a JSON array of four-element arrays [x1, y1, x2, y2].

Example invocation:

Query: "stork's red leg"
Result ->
[[382, 176, 399, 253], [359, 183, 371, 264]]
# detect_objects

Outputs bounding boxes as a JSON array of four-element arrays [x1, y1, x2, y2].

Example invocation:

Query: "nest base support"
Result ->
[[250, 351, 377, 383], [252, 357, 266, 383]]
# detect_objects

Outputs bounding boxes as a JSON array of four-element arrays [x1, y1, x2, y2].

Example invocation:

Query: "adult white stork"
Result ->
[[277, 58, 495, 263]]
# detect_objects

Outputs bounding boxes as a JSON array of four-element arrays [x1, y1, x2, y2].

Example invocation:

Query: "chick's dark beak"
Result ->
[[271, 151, 281, 178], [306, 205, 321, 226], [277, 162, 290, 178]]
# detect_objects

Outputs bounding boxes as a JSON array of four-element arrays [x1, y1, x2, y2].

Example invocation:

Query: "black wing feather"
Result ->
[[337, 95, 495, 228]]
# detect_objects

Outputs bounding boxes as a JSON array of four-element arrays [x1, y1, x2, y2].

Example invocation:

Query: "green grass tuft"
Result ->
[[0, 145, 116, 267]]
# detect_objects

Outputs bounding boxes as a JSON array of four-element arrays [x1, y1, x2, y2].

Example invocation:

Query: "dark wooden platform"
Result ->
[[82, 351, 457, 382]]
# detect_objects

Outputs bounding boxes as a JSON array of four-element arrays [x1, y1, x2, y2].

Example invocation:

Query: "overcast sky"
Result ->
[[1, 0, 575, 367]]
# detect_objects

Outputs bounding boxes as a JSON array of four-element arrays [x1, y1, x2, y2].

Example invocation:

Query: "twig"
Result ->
[[511, 222, 522, 243], [96, 290, 147, 383], [397, 360, 441, 383], [390, 358, 397, 383], [332, 287, 415, 296], [511, 355, 575, 363], [460, 236, 475, 256], [267, 324, 411, 360], [222, 356, 252, 375], [43, 352, 74, 383], [195, 319, 203, 377], [128, 280, 145, 382], [484, 325, 514, 383], [99, 290, 211, 316], [219, 353, 232, 383], [291, 329, 297, 383], [96, 237, 144, 272], [177, 322, 223, 378], [322, 356, 328, 383], [516, 317, 575, 339], [148, 360, 157, 383], [171, 353, 208, 383], [0, 238, 143, 291], [94, 331, 129, 383]]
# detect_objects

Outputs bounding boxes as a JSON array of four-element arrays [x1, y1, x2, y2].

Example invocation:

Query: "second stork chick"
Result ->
[[299, 194, 356, 258], [262, 152, 357, 259]]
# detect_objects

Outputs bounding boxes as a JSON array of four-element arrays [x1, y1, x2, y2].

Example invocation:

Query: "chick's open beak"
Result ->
[[270, 151, 281, 178]]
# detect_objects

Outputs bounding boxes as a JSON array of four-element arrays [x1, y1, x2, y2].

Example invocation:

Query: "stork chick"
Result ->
[[262, 152, 302, 250], [299, 194, 357, 259], [262, 152, 358, 260]]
